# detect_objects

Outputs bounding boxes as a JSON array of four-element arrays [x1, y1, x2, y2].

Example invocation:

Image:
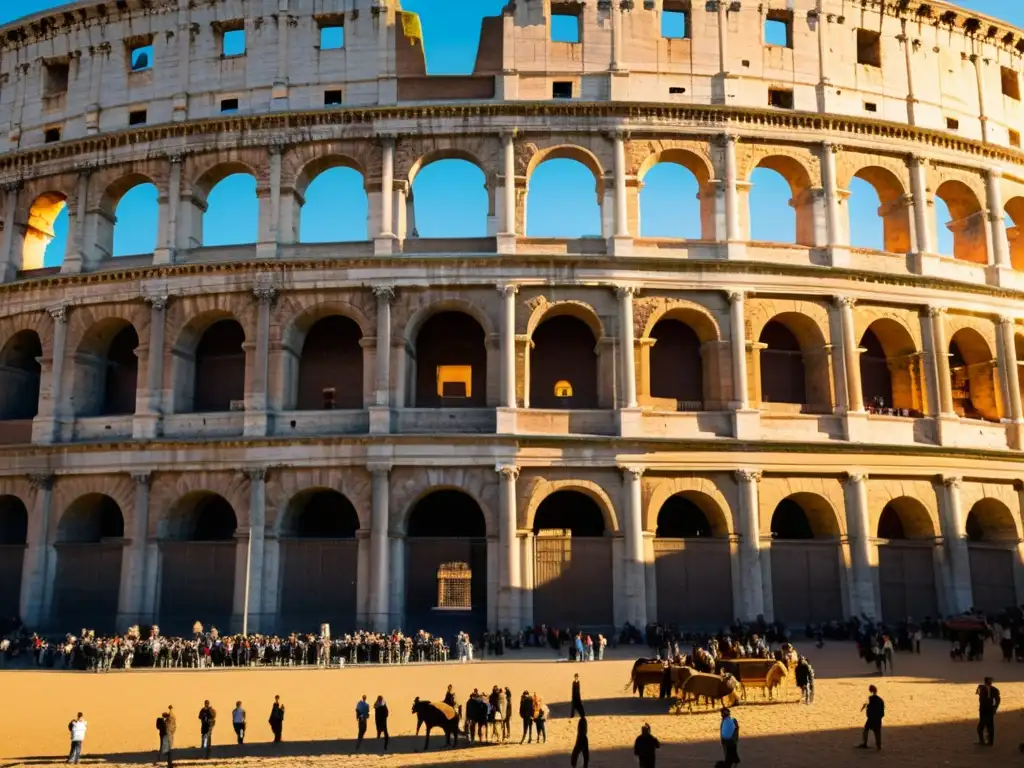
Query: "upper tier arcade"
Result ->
[[0, 0, 1022, 151]]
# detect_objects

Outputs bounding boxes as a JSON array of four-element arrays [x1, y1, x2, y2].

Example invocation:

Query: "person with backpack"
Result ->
[[198, 700, 216, 758]]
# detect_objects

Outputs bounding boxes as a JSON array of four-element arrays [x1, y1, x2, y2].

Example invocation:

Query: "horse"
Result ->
[[412, 698, 460, 750], [626, 659, 696, 697], [680, 672, 741, 712]]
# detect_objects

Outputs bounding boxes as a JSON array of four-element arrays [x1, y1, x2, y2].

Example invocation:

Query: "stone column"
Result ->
[[245, 283, 276, 437], [617, 286, 638, 409], [61, 165, 92, 273], [496, 464, 521, 630], [499, 284, 517, 408], [620, 466, 647, 628], [608, 131, 632, 254], [117, 471, 152, 629], [0, 181, 21, 282], [369, 464, 390, 631], [998, 316, 1024, 449], [722, 135, 742, 246], [388, 535, 405, 630], [498, 131, 517, 253], [843, 473, 878, 620], [735, 469, 766, 621], [928, 306, 956, 417], [520, 531, 534, 628], [909, 156, 933, 256], [987, 168, 1010, 268], [822, 143, 844, 252], [728, 291, 748, 408], [19, 473, 54, 627], [133, 295, 169, 440], [370, 285, 394, 433], [834, 296, 864, 412], [154, 153, 182, 264], [236, 468, 267, 634], [256, 141, 283, 257], [610, 0, 622, 71], [33, 304, 69, 445], [375, 136, 396, 254], [939, 476, 974, 614]]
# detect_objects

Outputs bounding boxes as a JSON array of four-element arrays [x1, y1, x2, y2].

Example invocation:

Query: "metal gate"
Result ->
[[158, 542, 236, 634], [278, 540, 358, 633], [0, 544, 23, 617], [405, 538, 487, 636], [52, 542, 122, 633], [654, 538, 733, 629], [533, 534, 613, 632], [968, 545, 1016, 613], [770, 542, 843, 625], [878, 543, 938, 623]]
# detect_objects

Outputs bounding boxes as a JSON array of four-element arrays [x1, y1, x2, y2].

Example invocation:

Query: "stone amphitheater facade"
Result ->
[[0, 0, 1023, 637]]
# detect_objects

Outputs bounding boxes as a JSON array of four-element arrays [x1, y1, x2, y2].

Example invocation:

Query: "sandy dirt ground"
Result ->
[[1, 641, 1022, 767]]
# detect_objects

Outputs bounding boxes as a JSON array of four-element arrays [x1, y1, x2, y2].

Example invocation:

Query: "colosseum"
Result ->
[[0, 0, 1022, 638]]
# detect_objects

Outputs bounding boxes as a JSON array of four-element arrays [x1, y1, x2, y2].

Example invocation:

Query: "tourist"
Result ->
[[503, 685, 512, 740], [976, 676, 1000, 746], [156, 711, 172, 768], [269, 695, 284, 742], [796, 655, 815, 704], [354, 694, 370, 750], [497, 685, 509, 741], [659, 661, 672, 699], [231, 701, 246, 744], [857, 684, 885, 750], [571, 715, 589, 768], [571, 673, 585, 718], [198, 699, 216, 758], [66, 712, 86, 764], [633, 723, 660, 768], [597, 633, 607, 660], [519, 689, 534, 743], [533, 693, 548, 744], [720, 707, 740, 767], [374, 695, 389, 751], [165, 705, 177, 756]]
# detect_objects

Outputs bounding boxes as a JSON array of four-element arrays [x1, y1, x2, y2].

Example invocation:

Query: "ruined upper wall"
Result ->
[[0, 0, 1022, 152]]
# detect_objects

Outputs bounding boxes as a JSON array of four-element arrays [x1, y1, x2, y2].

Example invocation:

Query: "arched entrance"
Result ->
[[73, 320, 140, 417], [649, 319, 703, 407], [965, 500, 1018, 613], [158, 493, 238, 633], [0, 331, 42, 422], [53, 494, 124, 632], [530, 315, 599, 409], [412, 312, 487, 407], [295, 316, 363, 410], [654, 493, 733, 628], [0, 495, 28, 617], [759, 321, 806, 404], [769, 495, 843, 625], [405, 490, 487, 635], [532, 490, 614, 631], [193, 320, 246, 412], [278, 490, 359, 632], [876, 499, 939, 622]]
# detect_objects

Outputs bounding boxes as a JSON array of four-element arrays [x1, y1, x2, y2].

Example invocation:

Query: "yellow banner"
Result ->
[[399, 11, 423, 44]]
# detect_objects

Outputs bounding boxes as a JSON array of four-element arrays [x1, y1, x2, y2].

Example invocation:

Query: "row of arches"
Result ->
[[1, 485, 1017, 633], [22, 150, 1024, 269]]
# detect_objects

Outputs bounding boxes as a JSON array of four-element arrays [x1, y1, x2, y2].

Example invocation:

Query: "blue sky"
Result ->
[[1, 0, 1019, 265]]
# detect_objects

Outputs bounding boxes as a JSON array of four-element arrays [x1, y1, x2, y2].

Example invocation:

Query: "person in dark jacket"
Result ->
[[156, 711, 173, 768], [269, 695, 285, 743], [571, 673, 585, 718], [857, 685, 884, 750], [571, 716, 589, 767], [198, 700, 216, 759], [795, 656, 815, 704], [374, 695, 389, 751], [976, 677, 1000, 746], [634, 723, 660, 767], [519, 690, 534, 743]]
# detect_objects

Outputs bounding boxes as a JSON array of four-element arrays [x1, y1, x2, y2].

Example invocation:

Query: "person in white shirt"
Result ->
[[232, 701, 246, 744], [719, 707, 739, 767], [67, 712, 87, 764]]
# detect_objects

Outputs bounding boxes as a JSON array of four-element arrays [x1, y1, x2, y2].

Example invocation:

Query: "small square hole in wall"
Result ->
[[129, 109, 147, 126], [320, 25, 344, 50], [551, 8, 581, 43], [44, 127, 61, 143], [669, 86, 686, 94], [864, 101, 878, 113], [552, 81, 573, 99], [1010, 129, 1021, 148], [741, 59, 750, 68], [1002, 66, 1021, 100], [856, 29, 881, 68], [764, 10, 792, 48], [946, 117, 959, 131], [768, 87, 794, 109], [44, 61, 69, 96], [130, 44, 153, 72], [662, 8, 689, 40], [324, 90, 343, 106], [222, 28, 246, 57], [220, 97, 239, 113]]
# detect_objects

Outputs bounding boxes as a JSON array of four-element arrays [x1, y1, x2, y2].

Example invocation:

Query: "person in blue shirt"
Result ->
[[720, 707, 740, 766], [354, 695, 370, 751]]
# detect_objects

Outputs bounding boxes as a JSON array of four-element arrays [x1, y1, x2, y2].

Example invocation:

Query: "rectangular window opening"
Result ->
[[437, 366, 472, 400], [129, 109, 147, 126], [1002, 66, 1021, 100], [669, 86, 686, 95], [661, 8, 689, 40], [220, 97, 240, 113], [44, 127, 62, 143], [856, 29, 882, 68], [320, 25, 345, 50], [864, 101, 878, 113], [324, 89, 343, 106], [552, 81, 573, 99], [551, 5, 581, 44], [764, 11, 792, 49], [768, 87, 794, 109], [44, 61, 70, 96], [130, 44, 153, 72], [222, 28, 246, 57], [946, 116, 959, 131], [1010, 129, 1021, 148]]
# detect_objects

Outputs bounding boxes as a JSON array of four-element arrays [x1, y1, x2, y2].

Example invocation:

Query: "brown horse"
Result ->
[[626, 659, 696, 697], [680, 672, 741, 711]]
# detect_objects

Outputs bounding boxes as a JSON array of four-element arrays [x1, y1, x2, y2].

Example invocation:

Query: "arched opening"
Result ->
[[0, 330, 42, 422], [1005, 196, 1024, 271], [410, 158, 489, 238], [759, 320, 806, 406], [295, 315, 363, 410], [1017, 333, 1024, 402], [526, 158, 602, 237], [405, 490, 487, 634], [965, 499, 1018, 613], [412, 312, 486, 408], [158, 493, 239, 633], [278, 489, 360, 633], [949, 328, 999, 422], [849, 167, 912, 254], [649, 319, 703, 407], [23, 192, 68, 270], [747, 156, 815, 246], [532, 490, 613, 630], [530, 314, 598, 409], [111, 181, 159, 257], [860, 329, 891, 410], [299, 166, 369, 243], [847, 176, 884, 251], [53, 494, 124, 632], [859, 319, 921, 414], [769, 495, 843, 624], [193, 320, 246, 413], [654, 492, 733, 627], [73, 320, 140, 418], [0, 495, 28, 618], [934, 180, 986, 264], [876, 498, 938, 623], [202, 173, 259, 246], [638, 161, 703, 239]]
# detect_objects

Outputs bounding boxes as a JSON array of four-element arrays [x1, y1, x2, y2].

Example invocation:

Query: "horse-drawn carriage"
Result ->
[[716, 658, 791, 701]]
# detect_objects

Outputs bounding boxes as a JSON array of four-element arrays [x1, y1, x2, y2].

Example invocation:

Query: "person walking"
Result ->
[[355, 694, 370, 750], [66, 712, 86, 764], [156, 711, 173, 768], [856, 684, 885, 750], [976, 676, 1001, 746], [518, 689, 534, 743], [165, 706, 177, 758], [198, 700, 216, 758], [533, 694, 548, 744], [232, 701, 246, 744], [269, 695, 285, 743], [570, 716, 589, 768], [720, 707, 740, 767], [373, 695, 390, 751], [796, 655, 815, 704], [633, 723, 660, 768], [571, 673, 585, 718]]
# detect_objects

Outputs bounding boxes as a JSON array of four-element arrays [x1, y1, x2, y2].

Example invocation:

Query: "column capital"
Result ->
[[735, 468, 762, 483], [268, 137, 287, 155], [245, 467, 268, 483], [48, 303, 70, 323], [131, 471, 152, 487], [605, 129, 630, 142], [499, 128, 518, 141], [73, 160, 99, 175], [726, 290, 746, 304], [909, 154, 930, 168], [942, 476, 962, 490], [998, 315, 1016, 327], [844, 472, 868, 485], [926, 304, 946, 318], [620, 466, 645, 481], [988, 166, 1004, 180], [253, 284, 278, 306], [367, 462, 392, 475], [822, 141, 843, 154], [714, 132, 738, 148], [28, 473, 54, 491], [495, 463, 520, 480], [832, 295, 856, 310], [143, 294, 171, 311], [0, 178, 23, 193], [372, 285, 396, 303], [497, 283, 519, 299], [376, 132, 398, 146], [165, 150, 187, 165], [615, 285, 640, 299]]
